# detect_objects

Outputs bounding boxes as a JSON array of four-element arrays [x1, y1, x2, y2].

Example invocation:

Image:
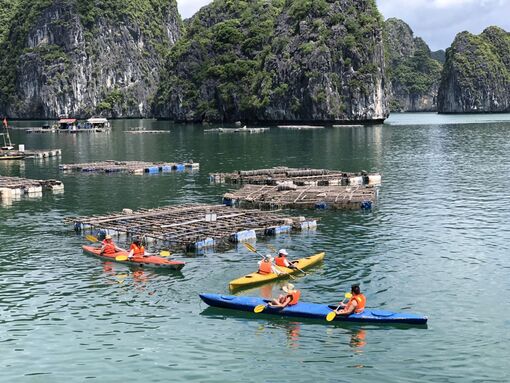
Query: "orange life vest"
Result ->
[[101, 240, 116, 255], [348, 294, 366, 313], [130, 243, 145, 256], [258, 260, 273, 274], [275, 255, 288, 267], [287, 290, 301, 306]]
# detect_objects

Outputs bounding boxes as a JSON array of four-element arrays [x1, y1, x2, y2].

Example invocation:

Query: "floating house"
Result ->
[[58, 118, 78, 130], [85, 117, 110, 130]]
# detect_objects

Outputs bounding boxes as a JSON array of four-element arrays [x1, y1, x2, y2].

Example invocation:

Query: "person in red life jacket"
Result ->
[[128, 237, 145, 260], [274, 248, 297, 269], [258, 255, 281, 275], [334, 284, 366, 315], [100, 234, 123, 255], [269, 283, 301, 308]]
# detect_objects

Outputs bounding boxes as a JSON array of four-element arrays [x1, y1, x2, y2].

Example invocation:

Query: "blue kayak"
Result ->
[[199, 294, 428, 325]]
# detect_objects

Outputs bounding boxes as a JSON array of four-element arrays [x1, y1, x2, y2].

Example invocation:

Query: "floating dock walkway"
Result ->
[[125, 130, 172, 134], [59, 160, 199, 174], [67, 204, 317, 252], [26, 128, 109, 133], [210, 167, 381, 186], [0, 176, 64, 203], [223, 184, 377, 210], [0, 149, 62, 160], [277, 125, 325, 130]]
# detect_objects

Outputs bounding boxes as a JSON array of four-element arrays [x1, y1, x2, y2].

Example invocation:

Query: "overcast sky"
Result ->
[[177, 0, 510, 50]]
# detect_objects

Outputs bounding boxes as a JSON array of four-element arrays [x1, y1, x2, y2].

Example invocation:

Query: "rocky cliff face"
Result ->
[[0, 0, 181, 118], [438, 26, 510, 113], [384, 18, 443, 112], [154, 0, 389, 123]]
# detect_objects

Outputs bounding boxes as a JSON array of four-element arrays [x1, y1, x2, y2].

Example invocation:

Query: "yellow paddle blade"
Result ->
[[115, 255, 128, 261], [160, 250, 171, 257], [326, 312, 336, 322], [85, 234, 99, 242], [345, 292, 352, 299], [267, 244, 277, 253], [253, 304, 266, 313], [243, 242, 256, 253]]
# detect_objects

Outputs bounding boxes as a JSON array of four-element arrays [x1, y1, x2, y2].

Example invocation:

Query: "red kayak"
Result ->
[[82, 245, 185, 270]]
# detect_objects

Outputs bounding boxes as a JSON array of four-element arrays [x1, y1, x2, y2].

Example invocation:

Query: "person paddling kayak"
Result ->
[[269, 283, 301, 308], [334, 284, 366, 315], [274, 249, 297, 269], [258, 255, 282, 275], [128, 237, 145, 260], [100, 235, 124, 255]]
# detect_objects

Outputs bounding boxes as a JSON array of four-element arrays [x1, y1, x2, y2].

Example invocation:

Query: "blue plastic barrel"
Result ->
[[145, 166, 159, 174]]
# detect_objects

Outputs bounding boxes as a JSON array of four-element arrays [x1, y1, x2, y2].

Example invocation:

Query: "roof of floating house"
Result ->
[[59, 119, 77, 124], [87, 118, 108, 124]]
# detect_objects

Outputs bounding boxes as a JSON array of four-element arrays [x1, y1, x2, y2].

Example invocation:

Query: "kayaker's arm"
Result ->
[[335, 300, 357, 315], [268, 295, 292, 308]]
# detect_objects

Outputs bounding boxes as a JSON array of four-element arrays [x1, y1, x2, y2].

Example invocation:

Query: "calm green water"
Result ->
[[1, 114, 510, 382]]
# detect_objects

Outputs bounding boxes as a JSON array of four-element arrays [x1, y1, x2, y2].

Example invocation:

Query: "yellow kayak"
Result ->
[[229, 252, 325, 290]]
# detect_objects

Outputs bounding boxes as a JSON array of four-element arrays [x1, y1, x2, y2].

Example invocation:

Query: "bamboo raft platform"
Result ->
[[24, 149, 62, 158], [210, 167, 381, 186], [332, 124, 364, 128], [277, 125, 325, 130], [0, 176, 64, 201], [125, 130, 172, 134], [204, 127, 270, 134], [223, 184, 377, 210], [67, 204, 318, 252], [59, 160, 199, 174]]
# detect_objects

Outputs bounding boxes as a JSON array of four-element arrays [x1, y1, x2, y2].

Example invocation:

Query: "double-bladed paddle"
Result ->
[[326, 293, 353, 322]]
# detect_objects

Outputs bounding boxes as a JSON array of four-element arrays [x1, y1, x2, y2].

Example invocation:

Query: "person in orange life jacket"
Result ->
[[269, 283, 301, 308], [274, 248, 297, 269], [128, 237, 145, 259], [100, 234, 123, 255], [334, 284, 366, 315], [258, 255, 283, 275]]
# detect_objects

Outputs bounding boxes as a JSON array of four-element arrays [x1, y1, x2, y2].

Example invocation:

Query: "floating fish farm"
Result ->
[[59, 160, 199, 174], [67, 204, 317, 252], [223, 184, 377, 210], [210, 167, 381, 186], [0, 176, 64, 202]]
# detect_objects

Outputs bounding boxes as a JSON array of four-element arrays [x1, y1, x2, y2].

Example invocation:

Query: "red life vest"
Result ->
[[130, 243, 145, 256], [348, 294, 366, 313], [258, 261, 273, 274], [275, 256, 288, 267], [287, 290, 301, 306], [101, 240, 116, 255]]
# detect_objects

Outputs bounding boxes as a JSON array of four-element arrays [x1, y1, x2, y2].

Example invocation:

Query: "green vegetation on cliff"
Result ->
[[155, 0, 285, 121], [156, 0, 388, 122], [0, 0, 20, 42], [0, 0, 181, 117]]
